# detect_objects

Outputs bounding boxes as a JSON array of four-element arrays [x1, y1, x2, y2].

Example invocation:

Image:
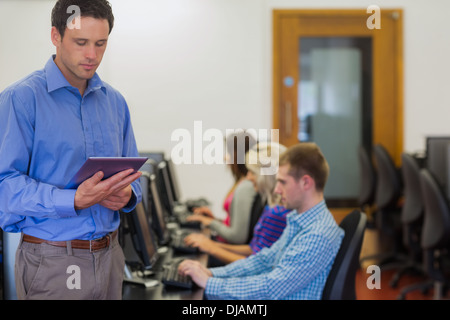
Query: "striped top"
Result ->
[[249, 205, 290, 253]]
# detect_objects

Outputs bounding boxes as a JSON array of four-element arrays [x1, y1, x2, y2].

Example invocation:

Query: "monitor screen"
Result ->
[[126, 202, 159, 270], [139, 160, 156, 213], [166, 158, 182, 202], [149, 173, 170, 245], [426, 136, 450, 198], [156, 161, 176, 216]]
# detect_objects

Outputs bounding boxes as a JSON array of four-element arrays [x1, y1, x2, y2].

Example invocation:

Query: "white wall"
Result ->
[[1, 0, 450, 214], [265, 0, 450, 155]]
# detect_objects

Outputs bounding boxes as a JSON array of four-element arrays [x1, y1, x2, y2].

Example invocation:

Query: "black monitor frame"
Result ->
[[156, 161, 176, 216], [148, 173, 171, 245], [139, 160, 156, 212], [139, 151, 165, 165], [166, 158, 182, 203], [125, 201, 160, 270]]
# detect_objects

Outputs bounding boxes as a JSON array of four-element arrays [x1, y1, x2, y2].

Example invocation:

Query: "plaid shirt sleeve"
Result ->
[[209, 230, 286, 279], [205, 231, 339, 300]]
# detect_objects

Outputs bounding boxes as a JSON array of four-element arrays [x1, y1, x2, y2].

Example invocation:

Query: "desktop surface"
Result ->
[[122, 246, 207, 300]]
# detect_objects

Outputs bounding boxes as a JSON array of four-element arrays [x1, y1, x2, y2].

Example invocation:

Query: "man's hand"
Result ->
[[100, 185, 133, 211], [74, 169, 141, 210], [178, 259, 212, 289]]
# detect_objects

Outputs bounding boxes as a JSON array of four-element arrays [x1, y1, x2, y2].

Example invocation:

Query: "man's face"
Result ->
[[52, 16, 109, 88], [274, 164, 305, 211]]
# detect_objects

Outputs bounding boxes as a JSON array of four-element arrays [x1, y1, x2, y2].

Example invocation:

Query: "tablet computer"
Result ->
[[65, 157, 148, 189]]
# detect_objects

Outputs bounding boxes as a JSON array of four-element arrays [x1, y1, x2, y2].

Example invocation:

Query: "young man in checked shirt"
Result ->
[[178, 142, 344, 300]]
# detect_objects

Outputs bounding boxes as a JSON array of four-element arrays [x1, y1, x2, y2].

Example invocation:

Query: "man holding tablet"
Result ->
[[0, 0, 141, 299]]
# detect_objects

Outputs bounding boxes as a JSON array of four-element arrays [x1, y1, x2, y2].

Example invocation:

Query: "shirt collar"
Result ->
[[45, 55, 106, 95], [287, 200, 327, 228]]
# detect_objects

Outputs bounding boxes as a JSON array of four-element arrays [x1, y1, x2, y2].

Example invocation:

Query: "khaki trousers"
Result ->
[[14, 232, 125, 300]]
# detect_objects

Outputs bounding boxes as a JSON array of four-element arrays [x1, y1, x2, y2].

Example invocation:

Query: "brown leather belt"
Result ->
[[22, 230, 118, 252]]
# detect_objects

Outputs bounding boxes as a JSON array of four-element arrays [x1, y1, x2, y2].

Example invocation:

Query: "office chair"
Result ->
[[358, 145, 377, 221], [397, 169, 450, 299], [322, 210, 367, 300], [388, 153, 424, 288], [245, 193, 266, 244], [208, 194, 265, 268], [360, 144, 404, 267]]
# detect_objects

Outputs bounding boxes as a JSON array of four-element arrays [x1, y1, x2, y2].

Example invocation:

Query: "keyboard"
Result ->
[[171, 231, 199, 254], [173, 206, 202, 229], [161, 259, 193, 289], [177, 215, 201, 229], [184, 198, 210, 211]]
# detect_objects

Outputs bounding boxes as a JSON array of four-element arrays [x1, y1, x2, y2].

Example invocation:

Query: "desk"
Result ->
[[122, 247, 207, 300], [121, 225, 209, 300]]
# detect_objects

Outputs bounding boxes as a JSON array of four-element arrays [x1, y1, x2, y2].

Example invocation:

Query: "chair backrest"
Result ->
[[322, 210, 367, 300], [373, 144, 402, 210], [419, 169, 450, 250], [246, 193, 266, 244], [400, 153, 423, 225], [358, 146, 376, 208]]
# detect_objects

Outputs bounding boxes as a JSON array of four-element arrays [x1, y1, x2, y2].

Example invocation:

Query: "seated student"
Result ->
[[183, 142, 290, 264], [187, 130, 257, 244], [178, 142, 345, 300]]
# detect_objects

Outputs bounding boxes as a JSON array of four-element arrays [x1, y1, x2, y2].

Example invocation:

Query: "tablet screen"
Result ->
[[65, 157, 148, 189]]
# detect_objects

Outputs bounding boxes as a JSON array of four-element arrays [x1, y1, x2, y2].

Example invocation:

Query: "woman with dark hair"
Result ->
[[187, 130, 257, 244]]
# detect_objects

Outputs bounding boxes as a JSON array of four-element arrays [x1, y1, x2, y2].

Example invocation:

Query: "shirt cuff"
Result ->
[[53, 188, 78, 218], [120, 183, 139, 213]]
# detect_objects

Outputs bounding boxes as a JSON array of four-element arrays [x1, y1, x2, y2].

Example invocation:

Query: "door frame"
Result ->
[[272, 9, 403, 165]]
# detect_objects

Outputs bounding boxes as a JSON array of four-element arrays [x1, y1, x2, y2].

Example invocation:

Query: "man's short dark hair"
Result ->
[[51, 0, 114, 38], [279, 142, 329, 192]]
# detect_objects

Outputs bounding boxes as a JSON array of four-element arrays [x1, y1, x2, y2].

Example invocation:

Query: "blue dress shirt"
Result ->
[[205, 200, 344, 300], [0, 56, 141, 241]]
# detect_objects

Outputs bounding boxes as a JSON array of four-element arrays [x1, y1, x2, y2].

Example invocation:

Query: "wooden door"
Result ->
[[273, 9, 403, 160], [273, 9, 403, 204]]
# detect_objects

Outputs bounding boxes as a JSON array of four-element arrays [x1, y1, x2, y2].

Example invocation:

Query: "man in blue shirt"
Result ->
[[178, 142, 344, 299], [0, 0, 141, 299]]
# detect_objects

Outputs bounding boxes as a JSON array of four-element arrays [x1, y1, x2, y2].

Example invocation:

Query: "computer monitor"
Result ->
[[148, 173, 171, 245], [139, 159, 157, 212], [125, 202, 160, 270], [426, 136, 450, 199], [166, 158, 182, 203], [156, 161, 176, 216], [122, 201, 160, 288], [139, 151, 165, 165]]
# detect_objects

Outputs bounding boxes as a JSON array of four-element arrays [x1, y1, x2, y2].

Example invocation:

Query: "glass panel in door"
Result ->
[[299, 37, 372, 206]]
